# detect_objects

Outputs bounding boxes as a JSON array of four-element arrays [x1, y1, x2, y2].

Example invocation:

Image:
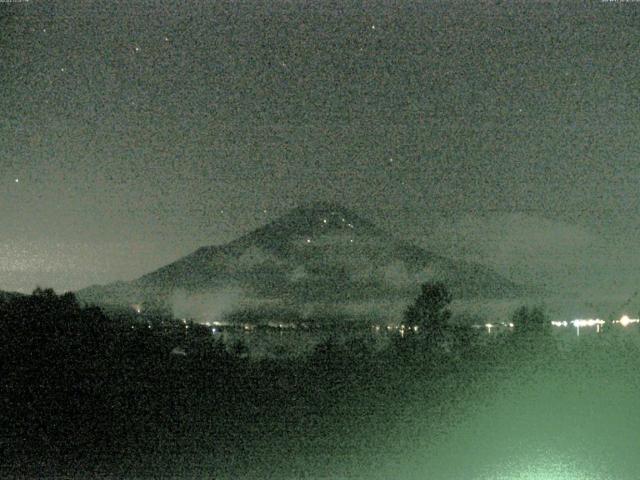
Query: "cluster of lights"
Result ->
[[547, 316, 640, 336], [374, 324, 419, 334], [300, 215, 357, 246], [571, 319, 605, 328], [571, 318, 605, 335], [550, 317, 640, 329], [473, 323, 514, 332]]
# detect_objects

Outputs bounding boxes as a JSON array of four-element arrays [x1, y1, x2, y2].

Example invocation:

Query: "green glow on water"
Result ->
[[481, 459, 602, 480]]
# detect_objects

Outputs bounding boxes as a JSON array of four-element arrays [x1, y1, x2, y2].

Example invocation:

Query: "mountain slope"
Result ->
[[76, 202, 530, 315]]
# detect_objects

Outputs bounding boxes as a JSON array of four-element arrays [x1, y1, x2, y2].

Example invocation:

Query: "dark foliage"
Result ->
[[0, 286, 563, 479], [404, 282, 452, 327], [511, 305, 550, 336], [402, 281, 452, 344]]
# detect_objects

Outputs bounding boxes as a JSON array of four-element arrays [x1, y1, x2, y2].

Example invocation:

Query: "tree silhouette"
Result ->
[[511, 305, 550, 336], [403, 281, 452, 342]]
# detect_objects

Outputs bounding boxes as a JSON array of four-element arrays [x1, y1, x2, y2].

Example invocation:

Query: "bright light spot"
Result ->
[[134, 46, 141, 52], [618, 315, 639, 327], [323, 218, 327, 224], [14, 178, 19, 183], [306, 238, 311, 243], [371, 24, 376, 29], [551, 320, 568, 327], [485, 323, 493, 333]]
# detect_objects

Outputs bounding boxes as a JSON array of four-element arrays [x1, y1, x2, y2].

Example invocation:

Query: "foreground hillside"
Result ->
[[4, 290, 640, 479]]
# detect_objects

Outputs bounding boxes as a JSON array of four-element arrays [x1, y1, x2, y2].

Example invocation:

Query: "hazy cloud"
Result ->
[[170, 287, 245, 323]]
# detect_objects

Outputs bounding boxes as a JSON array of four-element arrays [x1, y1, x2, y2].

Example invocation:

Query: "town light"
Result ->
[[618, 315, 639, 327]]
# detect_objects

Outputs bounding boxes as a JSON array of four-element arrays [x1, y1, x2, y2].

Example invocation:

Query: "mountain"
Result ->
[[76, 201, 530, 319]]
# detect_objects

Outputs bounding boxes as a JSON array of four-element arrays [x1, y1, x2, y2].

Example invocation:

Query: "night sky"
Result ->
[[2, 1, 640, 301]]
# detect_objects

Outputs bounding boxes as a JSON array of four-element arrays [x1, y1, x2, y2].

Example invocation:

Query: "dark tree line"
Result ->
[[396, 281, 551, 360]]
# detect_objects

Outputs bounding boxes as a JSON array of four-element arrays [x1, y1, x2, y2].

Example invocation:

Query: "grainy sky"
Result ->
[[2, 0, 640, 296]]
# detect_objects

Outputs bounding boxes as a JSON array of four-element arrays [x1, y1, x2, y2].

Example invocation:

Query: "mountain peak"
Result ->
[[216, 202, 384, 256]]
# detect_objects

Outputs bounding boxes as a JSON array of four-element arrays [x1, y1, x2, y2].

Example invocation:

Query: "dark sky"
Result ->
[[2, 0, 640, 295]]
